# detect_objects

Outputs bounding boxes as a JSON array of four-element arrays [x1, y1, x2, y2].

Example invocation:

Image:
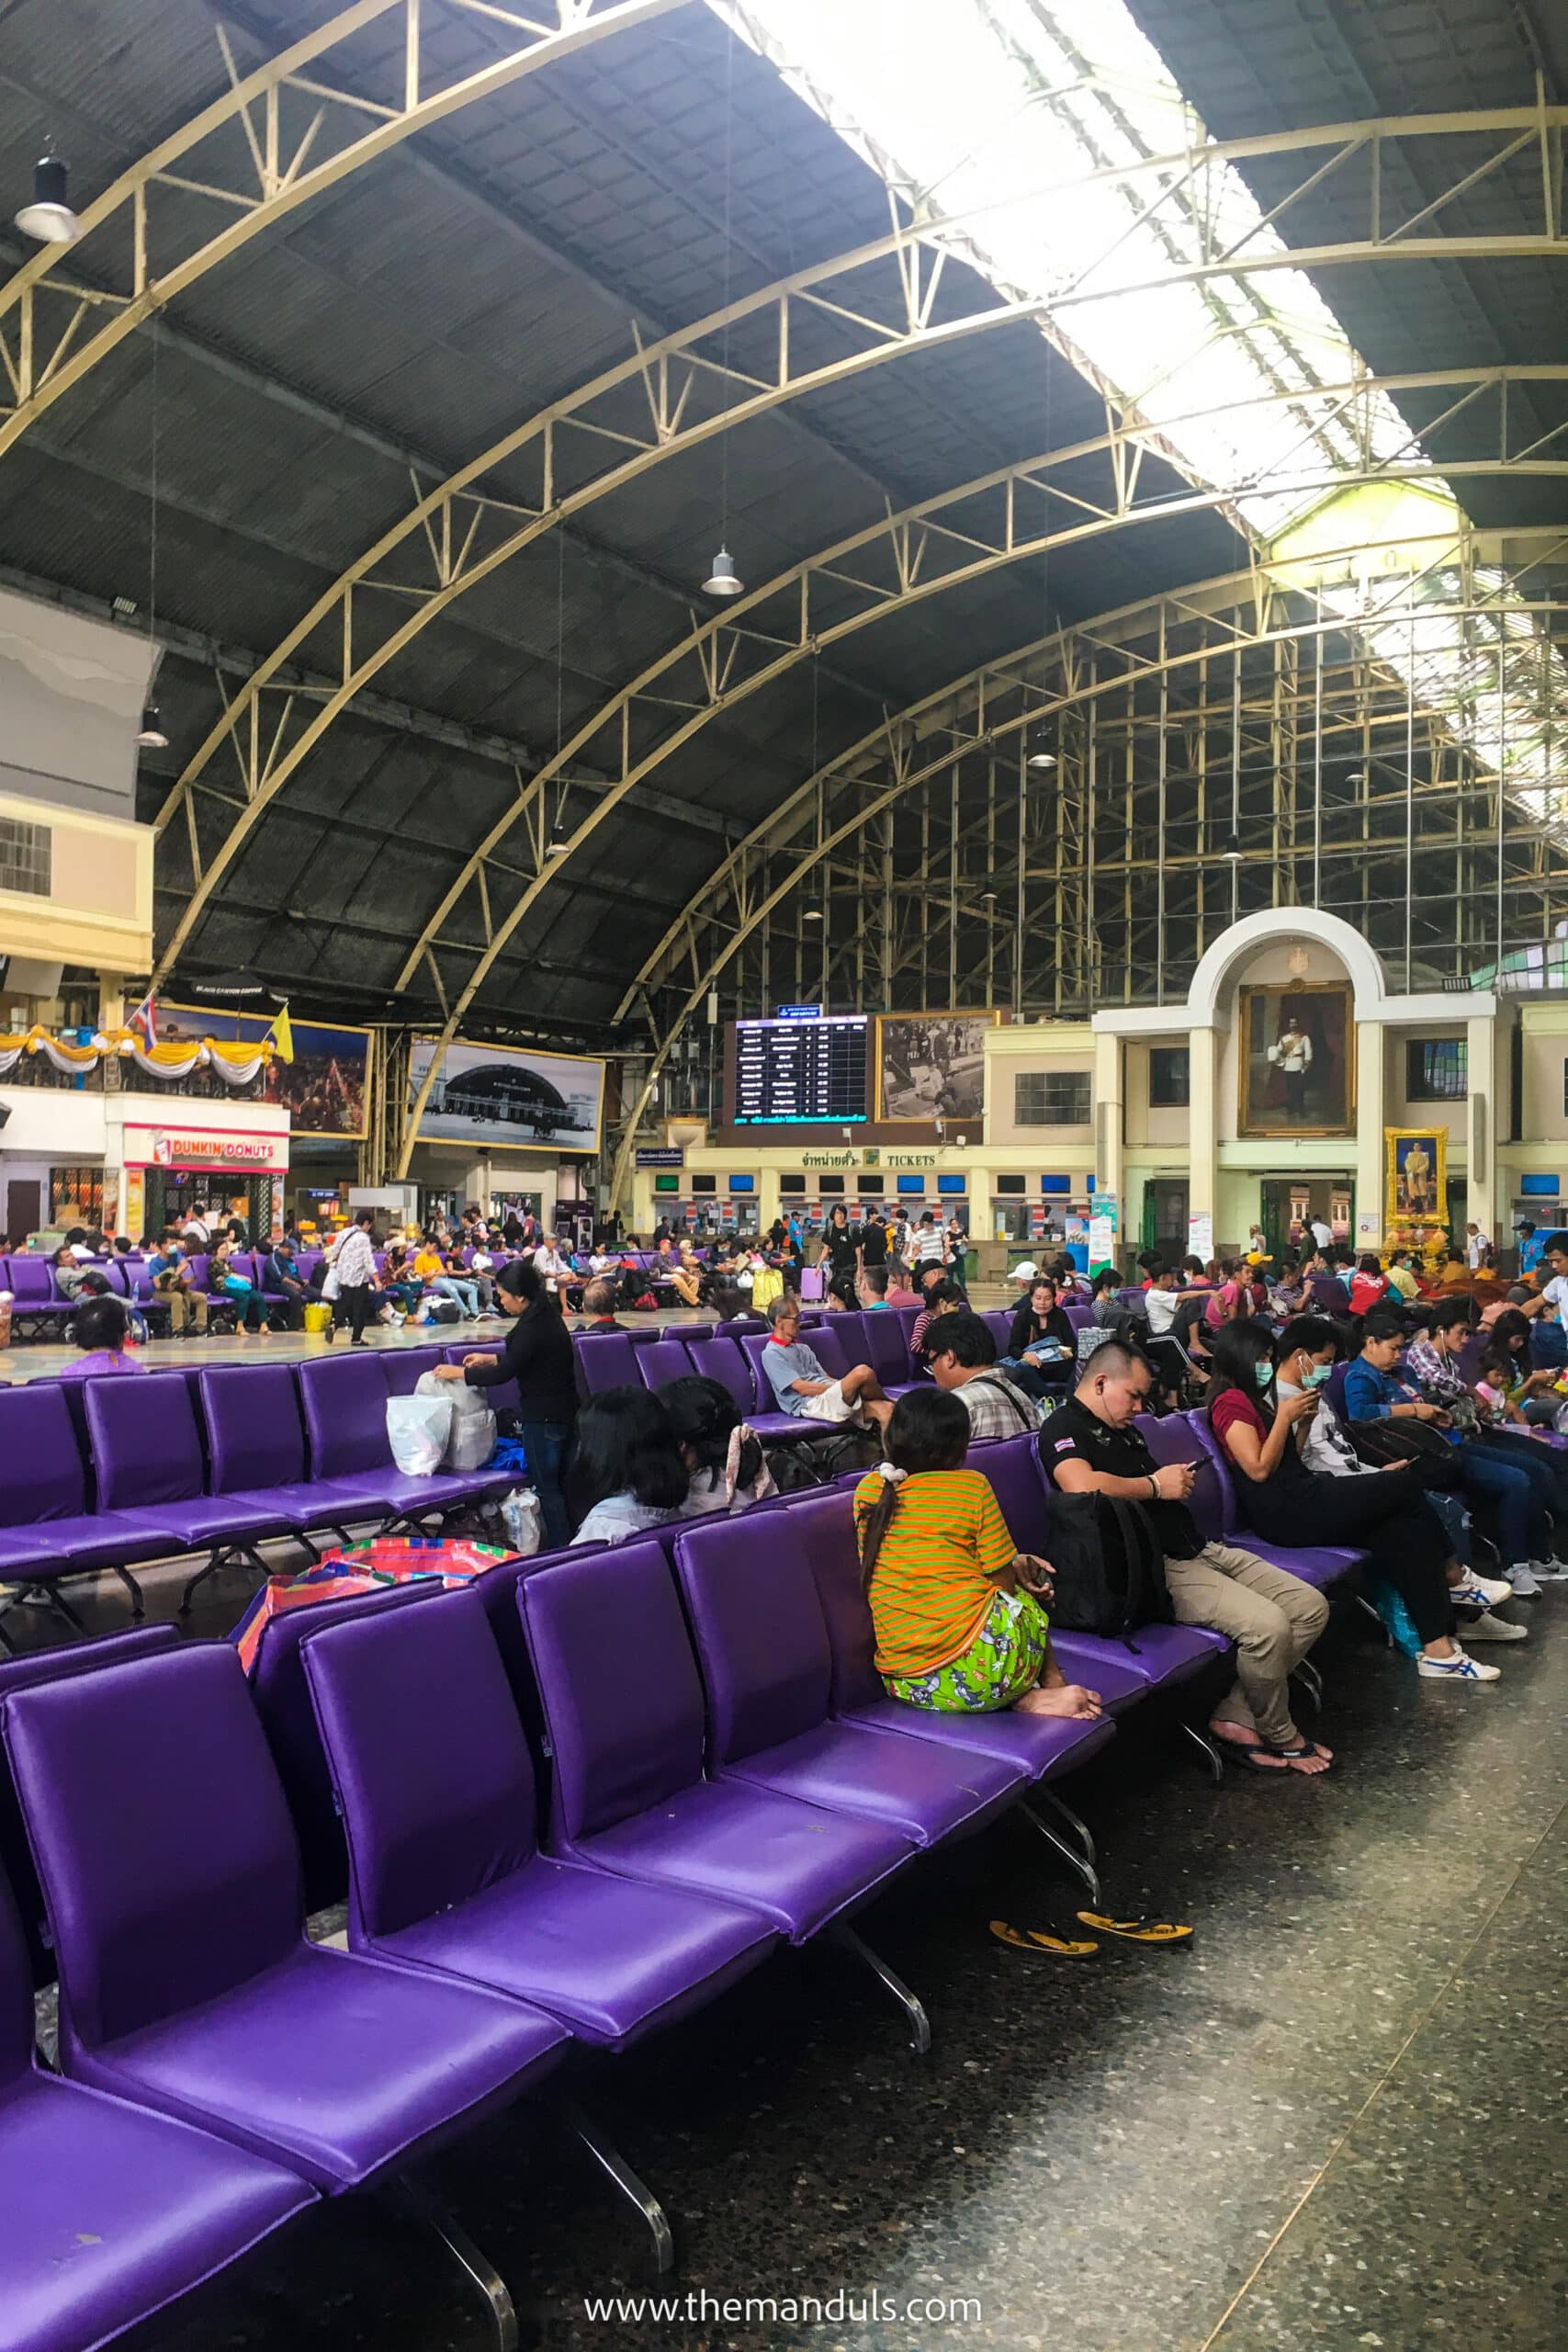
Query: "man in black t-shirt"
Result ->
[[1038, 1342, 1329, 1773], [858, 1210, 888, 1273]]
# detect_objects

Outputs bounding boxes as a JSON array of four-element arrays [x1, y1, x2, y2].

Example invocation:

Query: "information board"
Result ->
[[732, 1014, 869, 1125]]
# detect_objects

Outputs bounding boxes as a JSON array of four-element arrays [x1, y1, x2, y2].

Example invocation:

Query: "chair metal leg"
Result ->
[[1353, 1592, 1393, 1645], [828, 1920, 931, 2053], [109, 1566, 145, 1620], [1032, 1784, 1099, 1877], [561, 2097, 674, 2275], [384, 2173, 517, 2352], [1292, 1657, 1323, 1712], [46, 1583, 88, 1634], [1179, 1720, 1224, 1784], [178, 1549, 232, 1616], [1019, 1794, 1102, 1908]]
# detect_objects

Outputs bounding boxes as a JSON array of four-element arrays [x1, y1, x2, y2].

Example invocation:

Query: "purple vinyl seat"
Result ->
[[969, 1434, 1232, 1691], [633, 1339, 700, 1393], [518, 1541, 915, 1942], [0, 1869, 312, 2352], [3, 1255, 73, 1336], [672, 1516, 1021, 1844], [858, 1310, 915, 1395], [250, 1581, 447, 1915], [697, 1336, 757, 1416], [1166, 1413, 1364, 1589], [0, 1385, 186, 1618], [1, 1645, 570, 2195], [577, 1334, 640, 1395], [382, 1347, 450, 1396], [200, 1364, 383, 1547], [297, 1355, 513, 1525], [303, 1589, 776, 2049], [85, 1373, 291, 1556], [0, 1626, 182, 1986]]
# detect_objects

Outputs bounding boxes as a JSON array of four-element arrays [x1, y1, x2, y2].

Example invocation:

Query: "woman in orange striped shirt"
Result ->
[[853, 1391, 1102, 1720]]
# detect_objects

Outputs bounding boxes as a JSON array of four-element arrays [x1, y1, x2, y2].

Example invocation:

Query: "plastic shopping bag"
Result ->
[[501, 1487, 543, 1557], [414, 1369, 496, 1471], [386, 1393, 453, 1476]]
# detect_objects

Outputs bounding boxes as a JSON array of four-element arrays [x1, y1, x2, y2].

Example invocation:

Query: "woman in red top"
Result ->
[[1206, 1323, 1490, 1683], [1348, 1253, 1390, 1315]]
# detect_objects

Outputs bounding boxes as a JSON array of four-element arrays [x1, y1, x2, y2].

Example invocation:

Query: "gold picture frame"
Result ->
[[1236, 982, 1355, 1136], [1385, 1126, 1448, 1228]]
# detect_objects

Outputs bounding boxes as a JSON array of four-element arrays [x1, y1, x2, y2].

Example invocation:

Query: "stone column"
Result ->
[[1186, 1023, 1220, 1238], [1355, 1018, 1386, 1246]]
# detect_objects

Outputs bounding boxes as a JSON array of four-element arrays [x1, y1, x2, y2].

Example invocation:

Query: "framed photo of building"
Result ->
[[1237, 983, 1354, 1136], [1386, 1127, 1448, 1227]]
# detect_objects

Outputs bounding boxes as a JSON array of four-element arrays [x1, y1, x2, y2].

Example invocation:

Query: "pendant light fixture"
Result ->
[[702, 32, 743, 599], [16, 148, 79, 244], [1026, 735, 1056, 771], [135, 318, 167, 755], [702, 547, 743, 597]]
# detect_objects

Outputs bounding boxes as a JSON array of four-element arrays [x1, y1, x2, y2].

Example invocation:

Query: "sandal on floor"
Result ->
[[1075, 1911, 1193, 1948], [1235, 1738, 1331, 1776], [988, 1919, 1099, 1962]]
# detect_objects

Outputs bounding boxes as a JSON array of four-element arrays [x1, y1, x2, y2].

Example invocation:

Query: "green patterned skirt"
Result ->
[[883, 1587, 1050, 1713]]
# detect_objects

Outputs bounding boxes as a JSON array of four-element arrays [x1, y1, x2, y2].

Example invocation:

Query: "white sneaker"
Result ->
[[1508, 1564, 1543, 1597], [1454, 1569, 1513, 1608], [1462, 1610, 1528, 1643], [1417, 1645, 1501, 1682], [1528, 1558, 1568, 1583]]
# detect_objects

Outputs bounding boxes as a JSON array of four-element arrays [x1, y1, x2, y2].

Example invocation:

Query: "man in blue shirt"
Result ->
[[762, 1295, 892, 1430], [1517, 1221, 1545, 1278]]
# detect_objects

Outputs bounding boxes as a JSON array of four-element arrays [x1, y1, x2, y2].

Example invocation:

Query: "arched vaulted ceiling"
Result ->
[[2, 0, 1566, 1058]]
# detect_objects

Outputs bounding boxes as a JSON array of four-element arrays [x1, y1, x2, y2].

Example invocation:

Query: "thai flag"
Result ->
[[129, 992, 157, 1050]]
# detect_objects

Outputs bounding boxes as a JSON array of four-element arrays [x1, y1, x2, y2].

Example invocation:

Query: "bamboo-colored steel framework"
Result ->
[[601, 533, 1568, 1208], [141, 101, 1568, 1010]]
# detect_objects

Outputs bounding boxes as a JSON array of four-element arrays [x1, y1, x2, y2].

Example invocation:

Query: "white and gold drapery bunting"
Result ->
[[0, 1025, 278, 1084]]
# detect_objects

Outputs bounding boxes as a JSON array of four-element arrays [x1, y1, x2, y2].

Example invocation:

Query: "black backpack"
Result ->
[[1043, 1488, 1173, 1648]]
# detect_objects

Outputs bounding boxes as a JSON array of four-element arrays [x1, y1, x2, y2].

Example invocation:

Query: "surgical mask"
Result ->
[[1301, 1362, 1331, 1389], [1254, 1363, 1275, 1389]]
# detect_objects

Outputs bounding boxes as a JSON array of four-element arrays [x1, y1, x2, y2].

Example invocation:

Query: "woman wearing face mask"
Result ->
[[1207, 1321, 1497, 1682], [1275, 1317, 1520, 1638]]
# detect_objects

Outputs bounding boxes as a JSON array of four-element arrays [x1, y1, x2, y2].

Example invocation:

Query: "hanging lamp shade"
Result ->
[[16, 152, 79, 244], [1026, 734, 1056, 771], [134, 703, 168, 750], [1221, 834, 1244, 861], [702, 545, 743, 597], [546, 815, 570, 858]]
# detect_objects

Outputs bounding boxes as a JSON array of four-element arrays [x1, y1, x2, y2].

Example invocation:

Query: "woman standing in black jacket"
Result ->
[[434, 1259, 577, 1546]]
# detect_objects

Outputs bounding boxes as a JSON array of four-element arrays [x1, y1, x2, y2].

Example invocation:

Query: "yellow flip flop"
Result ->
[[1076, 1911, 1193, 1948], [988, 1918, 1099, 1961]]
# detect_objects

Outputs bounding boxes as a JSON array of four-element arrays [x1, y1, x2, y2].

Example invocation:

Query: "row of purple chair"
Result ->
[[0, 1351, 522, 1641], [0, 1436, 1153, 2352]]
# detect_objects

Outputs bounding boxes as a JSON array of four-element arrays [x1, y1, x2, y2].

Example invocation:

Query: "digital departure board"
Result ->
[[732, 1014, 869, 1125]]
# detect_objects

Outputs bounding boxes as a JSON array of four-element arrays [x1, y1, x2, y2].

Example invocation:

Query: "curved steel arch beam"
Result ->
[[386, 428, 1568, 1171], [389, 359, 1568, 1004], [147, 101, 1568, 981], [156, 356, 1568, 1006], [602, 555, 1568, 1208], [0, 0, 692, 459], [7, 88, 1564, 466]]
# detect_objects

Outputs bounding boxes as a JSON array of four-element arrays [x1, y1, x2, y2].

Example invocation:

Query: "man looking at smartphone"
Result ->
[[1039, 1340, 1331, 1777]]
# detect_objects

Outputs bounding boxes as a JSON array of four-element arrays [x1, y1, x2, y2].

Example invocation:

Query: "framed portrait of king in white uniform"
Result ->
[[1237, 983, 1354, 1137]]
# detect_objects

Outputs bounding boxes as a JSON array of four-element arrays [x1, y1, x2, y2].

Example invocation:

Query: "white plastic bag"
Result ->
[[386, 1394, 452, 1476], [445, 1406, 497, 1472], [501, 1487, 542, 1556], [415, 1370, 496, 1472]]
